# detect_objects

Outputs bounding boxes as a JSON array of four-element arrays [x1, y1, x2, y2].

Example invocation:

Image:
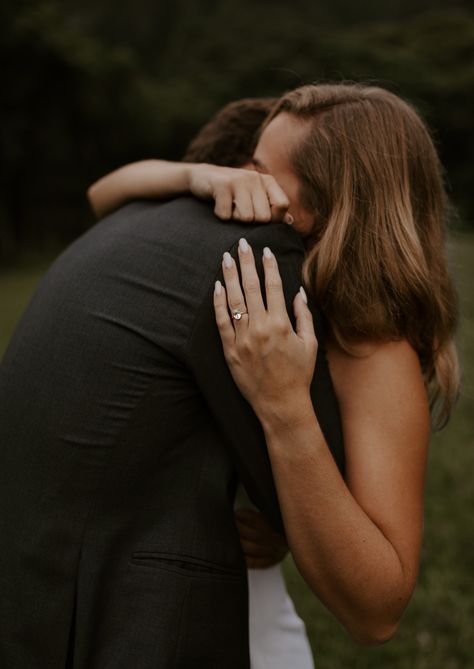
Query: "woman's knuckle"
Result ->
[[240, 335, 255, 352], [225, 349, 239, 365], [266, 277, 282, 291], [256, 175, 267, 190], [229, 299, 246, 312], [243, 279, 260, 294], [273, 317, 290, 335], [253, 324, 269, 342]]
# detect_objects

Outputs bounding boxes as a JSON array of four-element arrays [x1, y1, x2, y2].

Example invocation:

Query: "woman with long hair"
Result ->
[[88, 83, 459, 653]]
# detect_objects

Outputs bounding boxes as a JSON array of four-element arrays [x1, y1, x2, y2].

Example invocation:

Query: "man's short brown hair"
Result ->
[[183, 97, 276, 167]]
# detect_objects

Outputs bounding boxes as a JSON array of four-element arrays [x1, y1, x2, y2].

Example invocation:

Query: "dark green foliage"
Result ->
[[1, 1, 474, 258]]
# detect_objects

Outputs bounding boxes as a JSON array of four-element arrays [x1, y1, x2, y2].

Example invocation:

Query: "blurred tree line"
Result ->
[[1, 0, 473, 259]]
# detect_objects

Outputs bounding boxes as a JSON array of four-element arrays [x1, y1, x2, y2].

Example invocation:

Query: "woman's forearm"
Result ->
[[87, 160, 192, 219], [260, 399, 409, 644]]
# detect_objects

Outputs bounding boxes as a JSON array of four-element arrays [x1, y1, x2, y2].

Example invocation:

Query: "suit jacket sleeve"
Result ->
[[185, 223, 344, 535]]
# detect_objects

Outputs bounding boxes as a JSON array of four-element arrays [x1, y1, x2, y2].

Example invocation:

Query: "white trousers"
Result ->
[[247, 563, 314, 669]]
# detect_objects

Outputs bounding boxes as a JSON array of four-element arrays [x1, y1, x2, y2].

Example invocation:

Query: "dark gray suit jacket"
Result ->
[[0, 197, 344, 668]]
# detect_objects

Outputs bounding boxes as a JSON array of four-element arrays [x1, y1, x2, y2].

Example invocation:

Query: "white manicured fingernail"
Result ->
[[284, 213, 294, 225], [299, 286, 308, 304], [223, 252, 233, 268], [263, 247, 272, 259], [215, 280, 222, 295], [239, 238, 249, 253]]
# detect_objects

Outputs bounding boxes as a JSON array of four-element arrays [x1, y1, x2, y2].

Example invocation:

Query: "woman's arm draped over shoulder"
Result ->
[[214, 242, 430, 645], [87, 160, 191, 219], [87, 160, 290, 222]]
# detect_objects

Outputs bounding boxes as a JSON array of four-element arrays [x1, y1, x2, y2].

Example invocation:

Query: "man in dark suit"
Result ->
[[0, 104, 344, 668]]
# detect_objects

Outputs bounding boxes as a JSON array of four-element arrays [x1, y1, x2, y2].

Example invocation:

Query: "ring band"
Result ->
[[231, 308, 247, 321]]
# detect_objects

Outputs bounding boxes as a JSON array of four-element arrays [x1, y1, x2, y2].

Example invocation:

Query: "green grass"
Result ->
[[1, 234, 473, 668]]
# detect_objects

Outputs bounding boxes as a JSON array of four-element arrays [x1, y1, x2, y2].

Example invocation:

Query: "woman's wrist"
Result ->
[[180, 162, 195, 193], [150, 160, 191, 196], [186, 162, 216, 200], [256, 391, 316, 437]]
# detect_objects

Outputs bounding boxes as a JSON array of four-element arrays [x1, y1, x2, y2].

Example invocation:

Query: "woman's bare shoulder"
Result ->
[[325, 337, 427, 414], [325, 336, 422, 370]]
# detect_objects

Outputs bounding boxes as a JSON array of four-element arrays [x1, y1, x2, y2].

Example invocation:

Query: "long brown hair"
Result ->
[[266, 84, 459, 429]]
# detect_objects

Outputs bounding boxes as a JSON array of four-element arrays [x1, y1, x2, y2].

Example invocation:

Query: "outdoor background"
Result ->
[[1, 1, 473, 667]]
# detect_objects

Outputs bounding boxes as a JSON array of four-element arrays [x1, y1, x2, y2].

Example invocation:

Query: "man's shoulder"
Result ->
[[116, 196, 217, 229], [122, 196, 304, 251]]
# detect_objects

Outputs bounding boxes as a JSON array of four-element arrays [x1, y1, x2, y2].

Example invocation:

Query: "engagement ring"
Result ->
[[231, 308, 247, 321]]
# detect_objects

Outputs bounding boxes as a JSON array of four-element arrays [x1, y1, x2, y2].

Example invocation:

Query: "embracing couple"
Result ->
[[0, 84, 458, 668]]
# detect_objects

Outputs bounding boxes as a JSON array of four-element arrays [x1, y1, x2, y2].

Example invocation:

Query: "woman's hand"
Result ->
[[234, 508, 289, 569], [213, 237, 317, 426], [188, 164, 293, 225]]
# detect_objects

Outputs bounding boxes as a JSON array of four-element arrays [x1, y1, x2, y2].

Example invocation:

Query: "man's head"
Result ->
[[183, 97, 276, 168]]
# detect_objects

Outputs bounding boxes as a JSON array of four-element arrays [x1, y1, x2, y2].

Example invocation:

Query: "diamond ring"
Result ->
[[231, 308, 247, 321]]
